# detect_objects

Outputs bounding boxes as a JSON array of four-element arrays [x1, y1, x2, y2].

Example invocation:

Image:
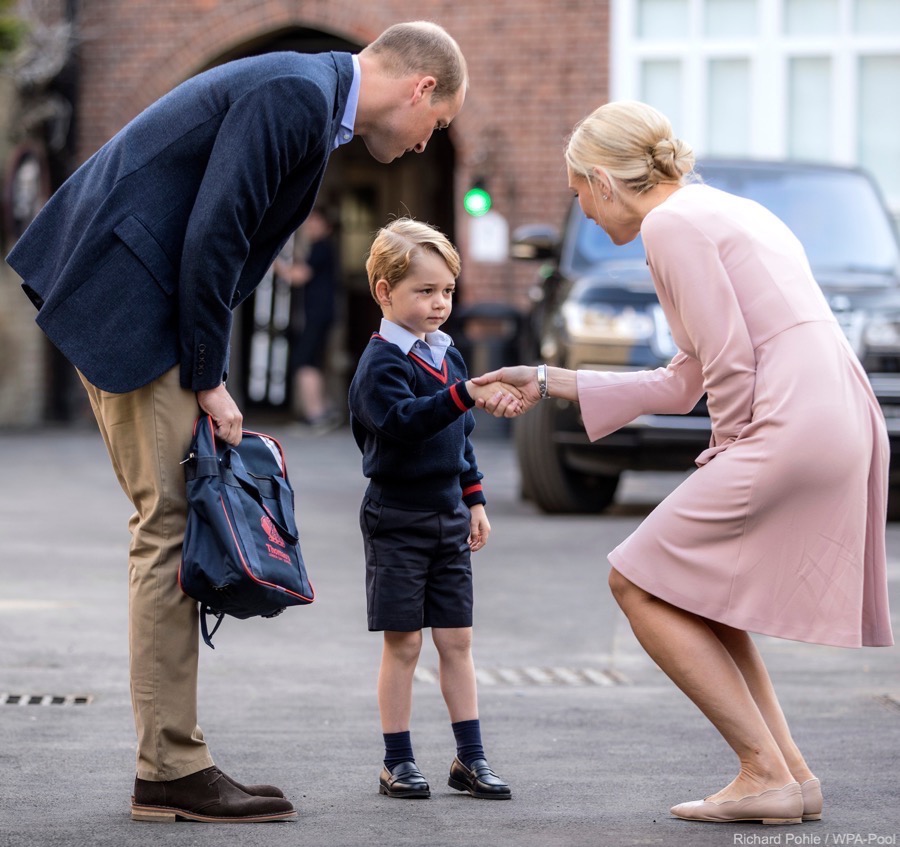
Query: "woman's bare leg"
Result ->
[[609, 567, 795, 802], [707, 621, 815, 784]]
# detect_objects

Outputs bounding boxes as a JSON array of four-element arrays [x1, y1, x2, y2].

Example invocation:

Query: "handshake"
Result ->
[[465, 365, 546, 418]]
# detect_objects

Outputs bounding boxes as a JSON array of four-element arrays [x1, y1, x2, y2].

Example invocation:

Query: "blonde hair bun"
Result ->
[[566, 100, 695, 195]]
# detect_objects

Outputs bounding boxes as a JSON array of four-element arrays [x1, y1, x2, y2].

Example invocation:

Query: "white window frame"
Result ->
[[611, 0, 900, 209]]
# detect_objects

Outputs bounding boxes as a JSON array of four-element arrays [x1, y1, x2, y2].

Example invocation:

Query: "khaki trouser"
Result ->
[[79, 365, 214, 781]]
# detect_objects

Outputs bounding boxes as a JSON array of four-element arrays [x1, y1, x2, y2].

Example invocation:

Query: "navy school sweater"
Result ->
[[348, 333, 486, 513]]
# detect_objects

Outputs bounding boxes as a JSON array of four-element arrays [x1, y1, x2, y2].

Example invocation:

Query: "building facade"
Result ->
[[611, 0, 900, 210], [3, 0, 898, 424], [0, 0, 609, 423]]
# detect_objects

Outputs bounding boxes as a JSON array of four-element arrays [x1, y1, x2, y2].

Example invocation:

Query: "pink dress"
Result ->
[[576, 184, 893, 648]]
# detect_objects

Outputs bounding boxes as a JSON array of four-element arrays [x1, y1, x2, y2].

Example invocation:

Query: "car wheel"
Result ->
[[513, 399, 620, 514]]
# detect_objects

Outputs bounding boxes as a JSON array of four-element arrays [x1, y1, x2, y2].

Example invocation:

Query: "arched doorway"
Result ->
[[202, 27, 457, 419]]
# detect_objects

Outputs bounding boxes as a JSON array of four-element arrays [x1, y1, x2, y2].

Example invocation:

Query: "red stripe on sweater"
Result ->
[[408, 351, 449, 384], [449, 382, 468, 412], [371, 333, 451, 386]]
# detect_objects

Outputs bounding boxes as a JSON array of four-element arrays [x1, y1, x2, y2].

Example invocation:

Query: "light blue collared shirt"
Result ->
[[334, 54, 360, 149], [378, 318, 453, 369]]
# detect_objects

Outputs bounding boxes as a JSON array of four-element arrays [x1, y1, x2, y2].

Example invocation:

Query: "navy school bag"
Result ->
[[179, 415, 315, 647]]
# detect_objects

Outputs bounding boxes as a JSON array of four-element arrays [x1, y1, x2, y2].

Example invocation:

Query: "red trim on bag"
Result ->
[[218, 496, 315, 602], [241, 429, 289, 482]]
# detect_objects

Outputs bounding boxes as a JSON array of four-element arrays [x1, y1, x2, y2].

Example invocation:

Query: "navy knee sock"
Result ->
[[451, 719, 485, 768], [383, 730, 415, 771]]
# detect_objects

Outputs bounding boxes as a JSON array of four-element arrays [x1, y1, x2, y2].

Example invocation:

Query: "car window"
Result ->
[[698, 164, 899, 276], [567, 164, 900, 280], [566, 204, 646, 273]]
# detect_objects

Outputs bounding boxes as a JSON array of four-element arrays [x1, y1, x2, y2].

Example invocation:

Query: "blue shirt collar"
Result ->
[[334, 54, 360, 149], [378, 318, 453, 368]]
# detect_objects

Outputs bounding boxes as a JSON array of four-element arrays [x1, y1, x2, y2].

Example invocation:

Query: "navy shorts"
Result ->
[[360, 498, 473, 632]]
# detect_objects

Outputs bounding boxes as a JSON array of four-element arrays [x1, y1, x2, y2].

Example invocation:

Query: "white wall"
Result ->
[[611, 0, 900, 211]]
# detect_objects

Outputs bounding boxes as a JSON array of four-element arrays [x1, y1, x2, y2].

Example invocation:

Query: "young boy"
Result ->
[[348, 218, 518, 801]]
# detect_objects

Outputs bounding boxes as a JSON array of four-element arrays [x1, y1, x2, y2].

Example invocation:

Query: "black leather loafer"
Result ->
[[131, 766, 296, 822], [448, 757, 511, 800], [379, 761, 431, 799]]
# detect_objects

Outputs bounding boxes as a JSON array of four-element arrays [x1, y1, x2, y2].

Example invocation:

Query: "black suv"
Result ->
[[511, 159, 900, 515]]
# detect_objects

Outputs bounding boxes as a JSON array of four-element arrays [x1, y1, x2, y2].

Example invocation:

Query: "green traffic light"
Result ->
[[463, 186, 492, 217]]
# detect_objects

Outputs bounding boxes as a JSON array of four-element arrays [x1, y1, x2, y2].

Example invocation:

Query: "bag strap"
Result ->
[[224, 450, 299, 545], [200, 606, 226, 649]]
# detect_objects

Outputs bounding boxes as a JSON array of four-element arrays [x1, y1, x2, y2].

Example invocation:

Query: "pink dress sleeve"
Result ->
[[576, 354, 704, 442]]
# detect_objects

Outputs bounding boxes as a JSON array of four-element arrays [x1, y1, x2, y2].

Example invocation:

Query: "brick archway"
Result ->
[[78, 2, 394, 159], [137, 8, 378, 115]]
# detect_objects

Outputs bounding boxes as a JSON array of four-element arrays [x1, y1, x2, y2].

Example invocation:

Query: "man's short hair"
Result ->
[[362, 21, 468, 101]]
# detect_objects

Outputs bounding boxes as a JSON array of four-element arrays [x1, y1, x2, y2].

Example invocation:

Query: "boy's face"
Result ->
[[376, 250, 456, 339]]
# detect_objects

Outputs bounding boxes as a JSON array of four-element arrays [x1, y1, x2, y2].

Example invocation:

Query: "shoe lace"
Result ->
[[203, 766, 224, 787]]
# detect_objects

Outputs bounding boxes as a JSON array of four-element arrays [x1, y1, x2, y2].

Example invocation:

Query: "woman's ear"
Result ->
[[591, 166, 614, 200], [375, 279, 392, 306]]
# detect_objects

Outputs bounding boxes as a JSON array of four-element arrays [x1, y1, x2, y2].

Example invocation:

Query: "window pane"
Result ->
[[788, 58, 831, 161], [707, 59, 751, 156], [859, 56, 900, 201], [641, 60, 683, 131], [698, 163, 899, 273], [856, 0, 900, 35], [705, 0, 757, 37], [784, 0, 838, 35], [637, 0, 689, 39]]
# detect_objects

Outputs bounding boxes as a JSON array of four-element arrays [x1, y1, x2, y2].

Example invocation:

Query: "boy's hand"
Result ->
[[473, 366, 541, 415], [468, 504, 491, 552], [466, 380, 523, 417]]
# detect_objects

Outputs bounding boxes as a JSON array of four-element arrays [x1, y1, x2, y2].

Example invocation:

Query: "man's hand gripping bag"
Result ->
[[180, 415, 314, 647]]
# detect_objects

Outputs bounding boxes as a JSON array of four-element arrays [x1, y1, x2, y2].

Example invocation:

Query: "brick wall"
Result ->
[[0, 1, 609, 424], [74, 0, 610, 307]]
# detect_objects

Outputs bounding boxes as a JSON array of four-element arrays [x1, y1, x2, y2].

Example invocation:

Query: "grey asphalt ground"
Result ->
[[1, 421, 898, 847]]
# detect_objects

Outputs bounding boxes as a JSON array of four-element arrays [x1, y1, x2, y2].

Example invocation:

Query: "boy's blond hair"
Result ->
[[366, 218, 461, 301]]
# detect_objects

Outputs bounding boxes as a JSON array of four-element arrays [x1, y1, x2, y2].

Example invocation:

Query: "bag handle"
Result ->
[[200, 606, 226, 649], [223, 450, 299, 545]]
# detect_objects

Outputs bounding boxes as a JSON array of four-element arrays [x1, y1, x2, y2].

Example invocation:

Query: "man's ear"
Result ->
[[375, 279, 392, 306], [413, 76, 437, 103]]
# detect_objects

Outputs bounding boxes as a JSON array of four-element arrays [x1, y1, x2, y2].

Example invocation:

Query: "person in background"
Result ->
[[349, 218, 519, 803], [274, 207, 341, 431], [475, 100, 892, 826], [7, 21, 468, 824]]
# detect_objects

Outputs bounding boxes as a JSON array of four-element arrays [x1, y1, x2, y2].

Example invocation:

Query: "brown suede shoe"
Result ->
[[219, 770, 285, 798], [131, 766, 296, 822]]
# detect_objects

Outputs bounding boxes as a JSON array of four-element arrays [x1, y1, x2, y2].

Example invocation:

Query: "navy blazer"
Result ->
[[7, 51, 354, 393]]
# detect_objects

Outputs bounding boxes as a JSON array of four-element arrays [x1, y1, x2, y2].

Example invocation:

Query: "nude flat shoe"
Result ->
[[670, 781, 803, 825], [800, 778, 823, 821]]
